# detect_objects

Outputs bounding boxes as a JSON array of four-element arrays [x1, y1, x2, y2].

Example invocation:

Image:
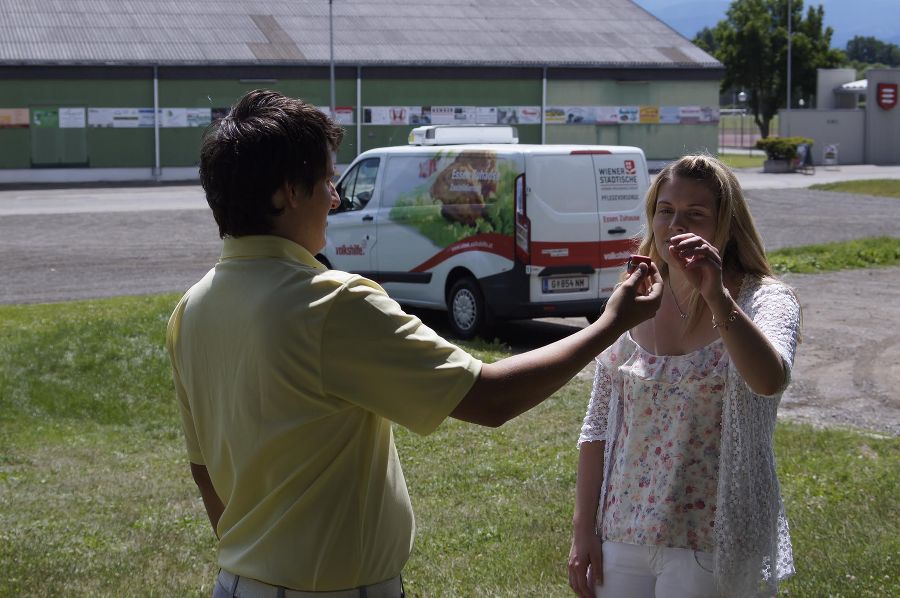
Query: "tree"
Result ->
[[846, 35, 900, 67], [693, 26, 718, 55], [696, 0, 843, 138]]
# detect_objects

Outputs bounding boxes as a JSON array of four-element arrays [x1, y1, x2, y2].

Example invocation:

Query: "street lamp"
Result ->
[[329, 0, 335, 119], [737, 91, 748, 153]]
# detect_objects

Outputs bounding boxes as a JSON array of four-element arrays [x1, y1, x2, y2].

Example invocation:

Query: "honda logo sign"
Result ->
[[876, 83, 897, 111]]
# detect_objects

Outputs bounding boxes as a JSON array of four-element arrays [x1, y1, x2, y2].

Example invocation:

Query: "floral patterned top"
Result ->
[[579, 277, 803, 596], [601, 334, 729, 552]]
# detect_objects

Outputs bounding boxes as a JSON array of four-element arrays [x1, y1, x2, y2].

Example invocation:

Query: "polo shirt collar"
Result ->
[[221, 235, 325, 270]]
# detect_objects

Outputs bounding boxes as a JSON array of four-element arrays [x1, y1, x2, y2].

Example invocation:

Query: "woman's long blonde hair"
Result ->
[[636, 154, 773, 328]]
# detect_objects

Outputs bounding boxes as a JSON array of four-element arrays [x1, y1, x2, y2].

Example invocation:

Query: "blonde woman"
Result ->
[[568, 155, 800, 598]]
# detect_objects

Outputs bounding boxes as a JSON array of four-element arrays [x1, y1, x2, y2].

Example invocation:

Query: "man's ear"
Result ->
[[272, 180, 294, 210]]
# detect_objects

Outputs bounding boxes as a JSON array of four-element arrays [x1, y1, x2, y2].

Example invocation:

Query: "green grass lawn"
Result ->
[[767, 236, 900, 274], [718, 153, 765, 169], [809, 179, 900, 199], [1, 292, 897, 597]]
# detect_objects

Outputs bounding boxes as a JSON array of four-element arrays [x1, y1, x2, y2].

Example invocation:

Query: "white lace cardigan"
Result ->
[[579, 276, 801, 597]]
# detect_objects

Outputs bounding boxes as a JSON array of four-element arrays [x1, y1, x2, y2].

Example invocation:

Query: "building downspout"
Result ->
[[153, 65, 161, 181], [357, 65, 362, 157], [541, 67, 547, 145]]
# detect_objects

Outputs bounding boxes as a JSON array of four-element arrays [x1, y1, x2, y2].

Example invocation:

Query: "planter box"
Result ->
[[763, 159, 794, 173]]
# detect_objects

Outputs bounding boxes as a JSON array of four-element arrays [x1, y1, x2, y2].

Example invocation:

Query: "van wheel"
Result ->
[[448, 277, 487, 340]]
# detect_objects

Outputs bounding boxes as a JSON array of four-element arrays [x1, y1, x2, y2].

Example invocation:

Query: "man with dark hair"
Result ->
[[200, 90, 344, 238], [167, 89, 662, 598]]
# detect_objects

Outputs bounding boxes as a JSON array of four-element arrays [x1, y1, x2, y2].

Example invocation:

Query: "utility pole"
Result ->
[[786, 0, 792, 136], [329, 0, 336, 119]]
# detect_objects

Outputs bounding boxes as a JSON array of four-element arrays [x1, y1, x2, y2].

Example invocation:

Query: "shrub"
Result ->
[[755, 136, 814, 160]]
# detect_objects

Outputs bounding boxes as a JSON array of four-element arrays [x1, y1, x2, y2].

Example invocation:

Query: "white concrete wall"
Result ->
[[865, 69, 900, 165], [816, 68, 857, 109], [778, 110, 865, 165]]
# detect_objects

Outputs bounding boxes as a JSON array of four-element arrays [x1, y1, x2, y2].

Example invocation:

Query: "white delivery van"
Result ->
[[321, 125, 649, 339]]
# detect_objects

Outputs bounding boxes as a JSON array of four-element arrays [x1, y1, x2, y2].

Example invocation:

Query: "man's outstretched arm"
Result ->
[[452, 264, 662, 427]]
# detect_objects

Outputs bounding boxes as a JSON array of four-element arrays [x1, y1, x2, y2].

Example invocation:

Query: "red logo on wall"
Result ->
[[877, 83, 897, 110], [624, 159, 636, 175]]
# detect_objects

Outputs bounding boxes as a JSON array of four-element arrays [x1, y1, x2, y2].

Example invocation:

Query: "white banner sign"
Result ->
[[59, 107, 86, 128]]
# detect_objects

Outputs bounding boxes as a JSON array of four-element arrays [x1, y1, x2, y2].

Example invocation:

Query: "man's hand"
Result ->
[[601, 262, 663, 333], [451, 263, 661, 428], [568, 528, 603, 598], [190, 462, 224, 538]]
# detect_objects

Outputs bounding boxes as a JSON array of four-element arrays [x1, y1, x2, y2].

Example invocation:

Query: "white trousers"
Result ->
[[595, 541, 717, 598]]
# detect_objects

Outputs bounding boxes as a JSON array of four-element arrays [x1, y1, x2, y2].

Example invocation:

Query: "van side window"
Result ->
[[337, 158, 380, 211]]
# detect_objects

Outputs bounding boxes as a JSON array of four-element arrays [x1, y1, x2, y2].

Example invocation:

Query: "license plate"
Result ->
[[542, 276, 589, 293]]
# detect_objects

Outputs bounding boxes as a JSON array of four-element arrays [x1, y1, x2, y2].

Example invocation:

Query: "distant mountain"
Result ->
[[632, 0, 900, 50], [630, 1, 728, 42]]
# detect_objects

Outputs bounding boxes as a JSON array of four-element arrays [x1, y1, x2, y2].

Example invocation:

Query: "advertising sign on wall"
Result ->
[[32, 108, 58, 128], [516, 107, 541, 124], [659, 106, 680, 124], [617, 106, 639, 124], [496, 106, 540, 124], [59, 107, 86, 128], [565, 106, 596, 124], [363, 107, 391, 125], [596, 106, 620, 125], [88, 108, 156, 128], [639, 106, 659, 124], [699, 106, 719, 123], [186, 108, 212, 127], [389, 107, 408, 125], [543, 107, 566, 124], [333, 107, 354, 125], [678, 106, 701, 124], [429, 106, 455, 125], [409, 106, 432, 125], [161, 108, 188, 128], [476, 107, 497, 124], [0, 108, 30, 128]]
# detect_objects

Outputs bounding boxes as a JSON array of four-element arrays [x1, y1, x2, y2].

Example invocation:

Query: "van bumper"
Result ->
[[479, 265, 607, 320]]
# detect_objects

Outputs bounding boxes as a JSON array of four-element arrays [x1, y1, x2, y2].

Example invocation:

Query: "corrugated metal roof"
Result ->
[[0, 0, 721, 68]]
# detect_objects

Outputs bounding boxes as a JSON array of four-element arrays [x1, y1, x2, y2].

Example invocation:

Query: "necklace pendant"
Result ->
[[679, 313, 688, 320]]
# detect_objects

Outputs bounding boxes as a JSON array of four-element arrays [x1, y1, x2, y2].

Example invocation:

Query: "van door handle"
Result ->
[[362, 215, 374, 222], [607, 226, 627, 234]]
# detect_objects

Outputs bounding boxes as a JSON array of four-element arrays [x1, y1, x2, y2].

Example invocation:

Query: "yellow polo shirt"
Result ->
[[166, 235, 481, 591]]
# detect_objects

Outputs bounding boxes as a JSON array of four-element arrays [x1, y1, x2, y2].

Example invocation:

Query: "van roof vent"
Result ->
[[408, 125, 519, 146]]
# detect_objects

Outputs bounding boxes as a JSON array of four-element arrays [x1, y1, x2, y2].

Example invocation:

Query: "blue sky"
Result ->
[[633, 0, 900, 48]]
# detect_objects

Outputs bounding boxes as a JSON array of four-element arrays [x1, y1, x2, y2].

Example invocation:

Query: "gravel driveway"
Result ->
[[1, 185, 898, 435]]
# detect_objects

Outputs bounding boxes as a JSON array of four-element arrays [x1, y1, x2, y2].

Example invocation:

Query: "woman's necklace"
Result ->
[[668, 283, 689, 320]]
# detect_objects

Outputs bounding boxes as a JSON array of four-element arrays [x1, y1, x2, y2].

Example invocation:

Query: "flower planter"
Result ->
[[763, 159, 794, 173]]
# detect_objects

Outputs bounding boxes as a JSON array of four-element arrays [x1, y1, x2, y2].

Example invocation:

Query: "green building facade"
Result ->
[[0, 65, 719, 179]]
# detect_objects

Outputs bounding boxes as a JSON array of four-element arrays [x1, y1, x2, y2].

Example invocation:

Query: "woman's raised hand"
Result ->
[[666, 233, 725, 301]]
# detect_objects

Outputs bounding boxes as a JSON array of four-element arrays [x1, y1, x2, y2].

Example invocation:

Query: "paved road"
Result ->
[[0, 207, 218, 304], [745, 188, 900, 250], [735, 163, 900, 190], [2, 182, 898, 304]]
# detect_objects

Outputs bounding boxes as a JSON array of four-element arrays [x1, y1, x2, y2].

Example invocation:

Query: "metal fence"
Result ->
[[718, 108, 774, 149]]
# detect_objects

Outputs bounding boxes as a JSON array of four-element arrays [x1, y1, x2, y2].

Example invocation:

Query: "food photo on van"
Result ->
[[321, 125, 649, 339]]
